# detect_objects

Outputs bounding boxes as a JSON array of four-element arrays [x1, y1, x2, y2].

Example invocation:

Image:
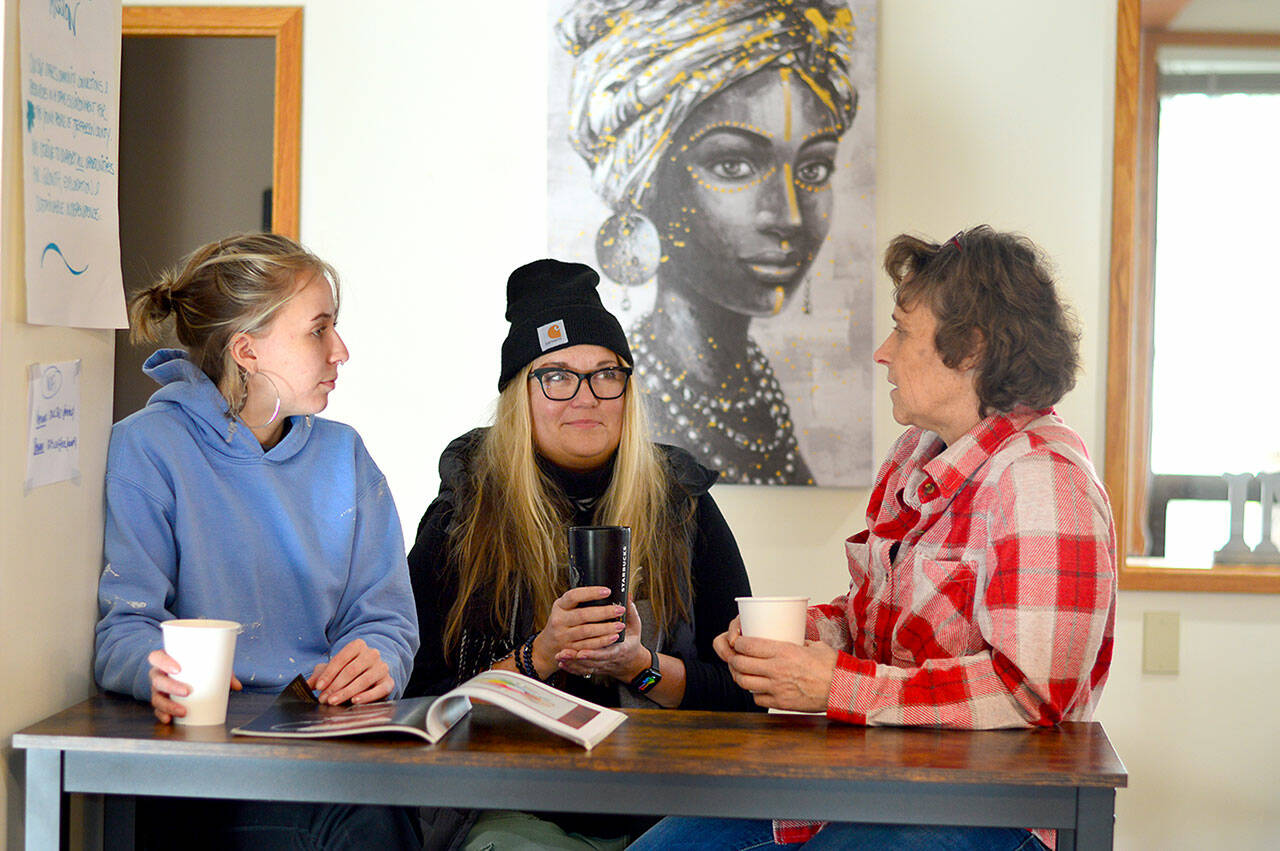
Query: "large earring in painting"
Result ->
[[594, 210, 660, 311], [242, 369, 282, 428], [802, 276, 812, 315]]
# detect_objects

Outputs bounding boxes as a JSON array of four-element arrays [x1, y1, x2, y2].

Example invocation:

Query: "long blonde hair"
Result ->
[[444, 362, 693, 657], [128, 233, 339, 417]]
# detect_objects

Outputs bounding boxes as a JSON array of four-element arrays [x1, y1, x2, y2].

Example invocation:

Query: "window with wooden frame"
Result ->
[[1106, 0, 1280, 592]]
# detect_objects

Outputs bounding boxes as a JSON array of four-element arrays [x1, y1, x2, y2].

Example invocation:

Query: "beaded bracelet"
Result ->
[[516, 633, 542, 680]]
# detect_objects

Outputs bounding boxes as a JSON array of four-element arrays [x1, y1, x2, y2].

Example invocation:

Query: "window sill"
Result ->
[[1119, 558, 1280, 593]]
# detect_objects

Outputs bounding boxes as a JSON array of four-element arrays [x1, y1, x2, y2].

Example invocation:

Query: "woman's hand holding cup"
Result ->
[[147, 648, 242, 725], [556, 600, 646, 680], [532, 586, 627, 678]]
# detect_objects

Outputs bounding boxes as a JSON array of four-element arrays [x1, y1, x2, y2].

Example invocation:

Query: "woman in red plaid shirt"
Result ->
[[630, 226, 1117, 851]]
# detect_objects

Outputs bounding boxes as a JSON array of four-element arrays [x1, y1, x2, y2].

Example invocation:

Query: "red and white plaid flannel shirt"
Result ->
[[775, 408, 1116, 847]]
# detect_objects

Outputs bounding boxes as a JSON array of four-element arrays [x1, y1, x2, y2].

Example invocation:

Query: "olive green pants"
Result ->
[[462, 810, 632, 851]]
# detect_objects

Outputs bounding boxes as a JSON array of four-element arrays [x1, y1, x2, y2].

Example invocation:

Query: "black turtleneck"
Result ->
[[536, 453, 615, 523]]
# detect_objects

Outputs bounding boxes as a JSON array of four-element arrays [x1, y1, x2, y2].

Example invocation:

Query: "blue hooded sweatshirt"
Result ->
[[95, 349, 419, 701]]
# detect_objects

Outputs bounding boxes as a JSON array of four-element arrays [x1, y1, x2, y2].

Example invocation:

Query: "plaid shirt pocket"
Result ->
[[899, 559, 980, 662]]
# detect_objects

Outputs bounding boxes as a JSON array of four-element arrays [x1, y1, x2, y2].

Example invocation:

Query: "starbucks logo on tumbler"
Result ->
[[618, 541, 629, 602]]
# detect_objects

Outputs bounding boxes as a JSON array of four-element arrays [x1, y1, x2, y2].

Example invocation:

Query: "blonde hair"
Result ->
[[128, 233, 340, 417], [444, 362, 693, 657]]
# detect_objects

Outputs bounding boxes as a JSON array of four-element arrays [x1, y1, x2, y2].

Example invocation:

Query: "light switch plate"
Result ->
[[1142, 611, 1180, 674]]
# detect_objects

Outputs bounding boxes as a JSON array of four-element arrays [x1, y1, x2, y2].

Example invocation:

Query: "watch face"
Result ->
[[631, 647, 661, 693], [633, 669, 661, 693]]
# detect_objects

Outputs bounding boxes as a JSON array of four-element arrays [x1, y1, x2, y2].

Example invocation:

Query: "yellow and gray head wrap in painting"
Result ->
[[557, 0, 859, 212]]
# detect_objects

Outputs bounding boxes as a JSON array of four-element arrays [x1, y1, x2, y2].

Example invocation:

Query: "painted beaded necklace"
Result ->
[[629, 312, 812, 485]]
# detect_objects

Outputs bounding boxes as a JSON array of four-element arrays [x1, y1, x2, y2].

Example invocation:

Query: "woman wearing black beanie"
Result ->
[[406, 259, 756, 849]]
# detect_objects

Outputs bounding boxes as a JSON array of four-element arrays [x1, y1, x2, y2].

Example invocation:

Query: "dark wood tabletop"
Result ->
[[15, 692, 1128, 850], [14, 691, 1127, 790]]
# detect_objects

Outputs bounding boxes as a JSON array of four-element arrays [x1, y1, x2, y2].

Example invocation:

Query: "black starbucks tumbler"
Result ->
[[568, 525, 631, 641]]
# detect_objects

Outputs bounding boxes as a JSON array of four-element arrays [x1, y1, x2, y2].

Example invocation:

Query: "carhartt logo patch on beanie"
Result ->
[[537, 320, 567, 351], [499, 259, 631, 390]]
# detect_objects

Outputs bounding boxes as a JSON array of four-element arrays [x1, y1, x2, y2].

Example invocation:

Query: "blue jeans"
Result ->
[[626, 817, 1049, 850]]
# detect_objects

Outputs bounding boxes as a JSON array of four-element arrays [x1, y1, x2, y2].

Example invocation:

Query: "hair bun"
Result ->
[[154, 283, 175, 313], [148, 280, 176, 318]]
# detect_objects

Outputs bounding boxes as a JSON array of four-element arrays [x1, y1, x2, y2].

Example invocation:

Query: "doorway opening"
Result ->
[[112, 7, 301, 421]]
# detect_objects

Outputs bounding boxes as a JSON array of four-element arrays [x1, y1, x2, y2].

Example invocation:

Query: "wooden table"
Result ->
[[13, 692, 1126, 850]]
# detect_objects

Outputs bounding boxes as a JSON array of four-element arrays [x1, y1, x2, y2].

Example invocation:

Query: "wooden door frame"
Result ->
[[121, 6, 303, 237]]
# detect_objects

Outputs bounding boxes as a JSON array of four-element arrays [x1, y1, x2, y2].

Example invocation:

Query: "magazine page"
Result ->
[[232, 675, 468, 743], [430, 670, 626, 750], [232, 672, 624, 749]]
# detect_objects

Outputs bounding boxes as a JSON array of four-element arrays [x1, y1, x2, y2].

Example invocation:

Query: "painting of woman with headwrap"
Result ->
[[548, 0, 876, 486]]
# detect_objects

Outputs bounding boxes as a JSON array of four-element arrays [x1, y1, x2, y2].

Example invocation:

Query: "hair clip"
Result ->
[[947, 232, 963, 252]]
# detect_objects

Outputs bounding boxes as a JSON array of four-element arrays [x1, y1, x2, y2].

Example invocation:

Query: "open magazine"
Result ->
[[231, 669, 627, 750]]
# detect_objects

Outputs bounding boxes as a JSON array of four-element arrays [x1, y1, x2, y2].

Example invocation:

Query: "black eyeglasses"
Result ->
[[529, 366, 633, 401]]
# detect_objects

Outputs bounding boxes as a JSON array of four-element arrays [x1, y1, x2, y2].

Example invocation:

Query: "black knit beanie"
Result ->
[[498, 259, 632, 390]]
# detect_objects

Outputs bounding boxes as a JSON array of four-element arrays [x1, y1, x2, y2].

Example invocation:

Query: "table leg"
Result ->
[[1065, 786, 1115, 850], [24, 749, 65, 851]]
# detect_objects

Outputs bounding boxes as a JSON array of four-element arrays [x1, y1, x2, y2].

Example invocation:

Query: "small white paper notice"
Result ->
[[26, 360, 82, 492]]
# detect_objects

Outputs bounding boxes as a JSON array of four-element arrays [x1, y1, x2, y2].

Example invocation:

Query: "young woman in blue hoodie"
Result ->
[[94, 233, 420, 850]]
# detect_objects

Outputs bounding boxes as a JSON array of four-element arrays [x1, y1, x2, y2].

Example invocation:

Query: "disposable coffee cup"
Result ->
[[160, 618, 240, 726], [568, 525, 631, 643], [735, 596, 809, 645]]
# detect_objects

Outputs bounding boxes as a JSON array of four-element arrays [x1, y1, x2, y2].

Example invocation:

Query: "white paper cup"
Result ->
[[736, 596, 809, 645], [160, 618, 240, 726]]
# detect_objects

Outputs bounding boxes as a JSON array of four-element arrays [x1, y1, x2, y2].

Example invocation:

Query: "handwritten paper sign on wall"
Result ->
[[26, 360, 82, 492], [20, 0, 126, 328]]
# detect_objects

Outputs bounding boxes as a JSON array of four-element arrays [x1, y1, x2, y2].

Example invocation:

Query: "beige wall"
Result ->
[[2, 1, 1278, 848], [0, 1, 114, 847]]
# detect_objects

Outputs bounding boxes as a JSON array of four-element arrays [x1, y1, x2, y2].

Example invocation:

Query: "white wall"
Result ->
[[1103, 592, 1280, 848], [2, 1, 1277, 848]]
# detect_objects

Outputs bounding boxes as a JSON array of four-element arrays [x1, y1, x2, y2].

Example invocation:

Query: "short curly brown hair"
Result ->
[[883, 225, 1080, 415]]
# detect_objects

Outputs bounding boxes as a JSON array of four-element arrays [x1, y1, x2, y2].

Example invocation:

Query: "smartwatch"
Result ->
[[627, 646, 662, 694]]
